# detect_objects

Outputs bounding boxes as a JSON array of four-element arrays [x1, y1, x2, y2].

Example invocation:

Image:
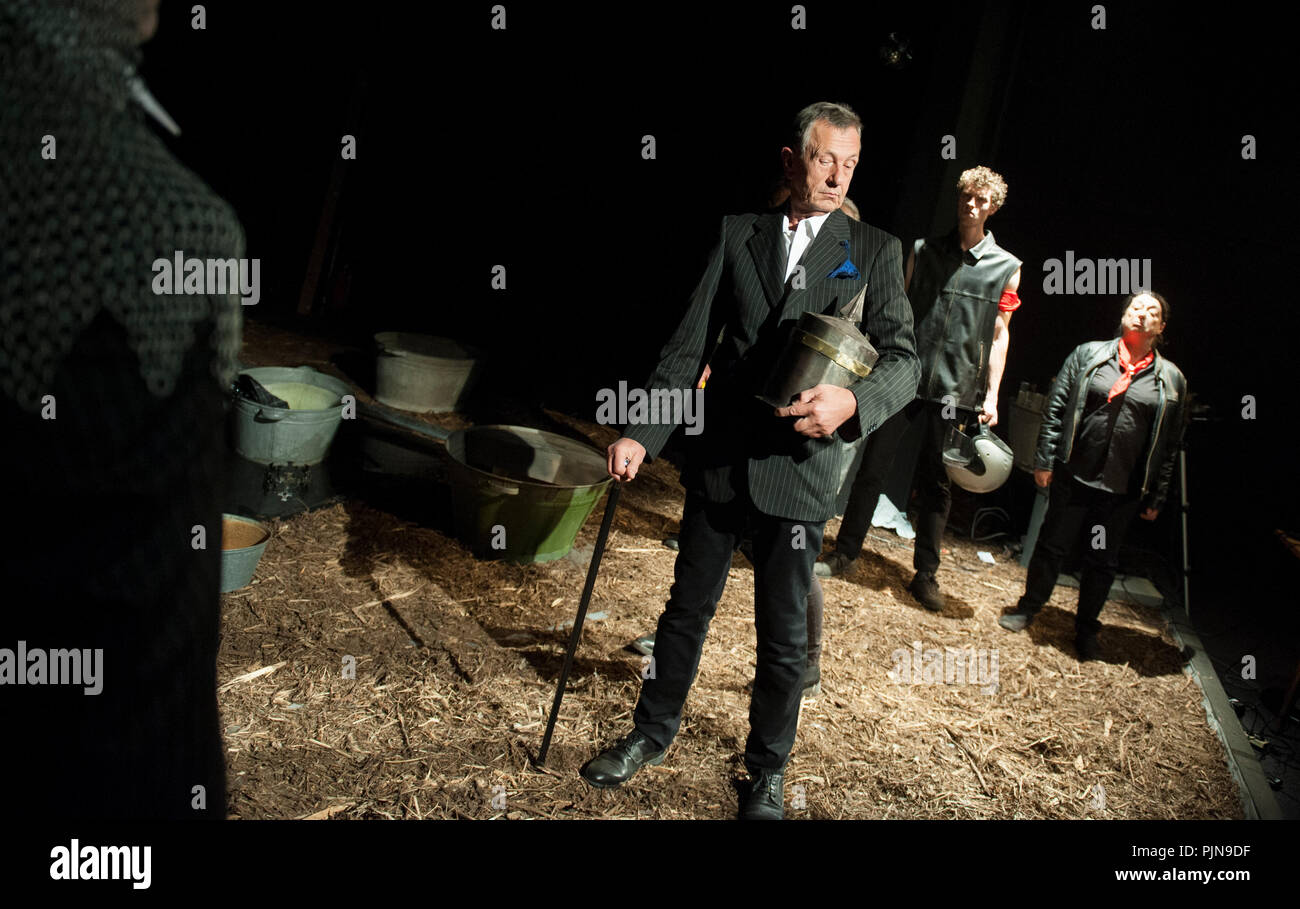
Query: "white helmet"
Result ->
[[943, 424, 1014, 494]]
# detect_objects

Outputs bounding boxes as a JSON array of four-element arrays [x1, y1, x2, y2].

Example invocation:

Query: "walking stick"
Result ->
[[1179, 447, 1190, 618], [536, 482, 621, 766]]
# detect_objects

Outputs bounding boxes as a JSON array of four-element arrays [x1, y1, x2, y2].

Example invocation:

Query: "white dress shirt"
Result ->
[[783, 209, 832, 282]]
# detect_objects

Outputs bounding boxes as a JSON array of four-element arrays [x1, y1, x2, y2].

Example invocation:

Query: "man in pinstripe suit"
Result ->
[[580, 102, 919, 818]]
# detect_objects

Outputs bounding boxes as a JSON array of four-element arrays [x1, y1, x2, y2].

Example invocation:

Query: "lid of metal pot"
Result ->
[[795, 312, 880, 376]]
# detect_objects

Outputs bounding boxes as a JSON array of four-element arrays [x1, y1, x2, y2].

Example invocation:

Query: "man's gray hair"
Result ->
[[790, 102, 862, 156]]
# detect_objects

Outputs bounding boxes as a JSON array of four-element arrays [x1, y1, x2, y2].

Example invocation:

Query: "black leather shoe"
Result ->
[[739, 768, 785, 820], [908, 571, 946, 612], [579, 731, 666, 789]]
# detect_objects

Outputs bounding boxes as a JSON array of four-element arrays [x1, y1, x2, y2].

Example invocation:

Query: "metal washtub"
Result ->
[[444, 425, 613, 563], [231, 366, 352, 465], [374, 332, 480, 414]]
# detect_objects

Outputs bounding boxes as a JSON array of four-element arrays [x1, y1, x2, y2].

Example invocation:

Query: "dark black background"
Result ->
[[141, 0, 1295, 659]]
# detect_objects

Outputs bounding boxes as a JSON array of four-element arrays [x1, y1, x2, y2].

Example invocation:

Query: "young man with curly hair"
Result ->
[[816, 166, 1023, 615]]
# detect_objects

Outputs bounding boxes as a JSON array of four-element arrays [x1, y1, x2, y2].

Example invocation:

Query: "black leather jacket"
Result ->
[[1035, 339, 1188, 509]]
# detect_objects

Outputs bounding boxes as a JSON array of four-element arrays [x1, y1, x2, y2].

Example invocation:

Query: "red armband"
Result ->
[[998, 290, 1021, 312]]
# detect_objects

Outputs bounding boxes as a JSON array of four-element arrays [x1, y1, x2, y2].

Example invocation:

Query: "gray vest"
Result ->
[[909, 230, 1021, 410]]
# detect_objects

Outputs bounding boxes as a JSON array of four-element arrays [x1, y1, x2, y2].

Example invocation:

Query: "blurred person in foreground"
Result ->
[[0, 0, 240, 818]]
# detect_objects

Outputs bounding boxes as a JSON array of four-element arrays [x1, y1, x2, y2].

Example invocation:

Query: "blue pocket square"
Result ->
[[827, 257, 860, 280]]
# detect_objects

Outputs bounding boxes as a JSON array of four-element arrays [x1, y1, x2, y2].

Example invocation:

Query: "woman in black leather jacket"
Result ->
[[998, 292, 1188, 660]]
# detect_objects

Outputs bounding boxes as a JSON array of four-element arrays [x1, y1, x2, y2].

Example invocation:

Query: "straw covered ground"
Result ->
[[218, 344, 1241, 817]]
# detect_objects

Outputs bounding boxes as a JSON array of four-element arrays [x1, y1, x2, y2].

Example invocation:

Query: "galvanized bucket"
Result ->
[[760, 312, 879, 408], [1008, 401, 1045, 473], [374, 332, 480, 414], [231, 366, 352, 465], [220, 514, 271, 592], [445, 425, 612, 563]]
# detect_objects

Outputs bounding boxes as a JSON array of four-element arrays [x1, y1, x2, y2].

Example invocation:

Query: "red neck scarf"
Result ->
[[1107, 341, 1155, 402]]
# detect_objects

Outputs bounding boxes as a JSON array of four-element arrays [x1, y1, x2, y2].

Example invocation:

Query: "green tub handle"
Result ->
[[254, 408, 288, 423], [487, 479, 520, 496]]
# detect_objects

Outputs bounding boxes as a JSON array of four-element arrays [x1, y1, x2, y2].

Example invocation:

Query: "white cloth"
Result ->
[[783, 209, 831, 282], [872, 494, 916, 539]]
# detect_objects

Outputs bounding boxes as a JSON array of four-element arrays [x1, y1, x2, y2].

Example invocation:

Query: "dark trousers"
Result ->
[[739, 539, 823, 667], [835, 399, 954, 574], [1018, 470, 1141, 636], [634, 491, 824, 771], [806, 578, 823, 668]]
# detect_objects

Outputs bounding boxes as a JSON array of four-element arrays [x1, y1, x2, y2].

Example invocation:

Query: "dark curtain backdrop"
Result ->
[[141, 0, 1295, 574]]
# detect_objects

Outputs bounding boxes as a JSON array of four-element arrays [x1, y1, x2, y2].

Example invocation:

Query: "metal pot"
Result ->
[[220, 514, 271, 592], [759, 311, 879, 407]]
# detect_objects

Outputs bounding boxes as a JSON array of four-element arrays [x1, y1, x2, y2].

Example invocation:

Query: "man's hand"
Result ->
[[979, 394, 999, 426], [1139, 507, 1159, 521], [775, 384, 858, 438], [607, 438, 647, 482], [1034, 468, 1052, 488]]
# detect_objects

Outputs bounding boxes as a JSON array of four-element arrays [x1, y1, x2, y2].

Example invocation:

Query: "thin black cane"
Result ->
[[1179, 447, 1190, 618], [536, 482, 621, 766]]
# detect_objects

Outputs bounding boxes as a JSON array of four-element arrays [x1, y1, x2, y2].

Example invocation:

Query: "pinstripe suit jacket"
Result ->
[[624, 208, 920, 523]]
